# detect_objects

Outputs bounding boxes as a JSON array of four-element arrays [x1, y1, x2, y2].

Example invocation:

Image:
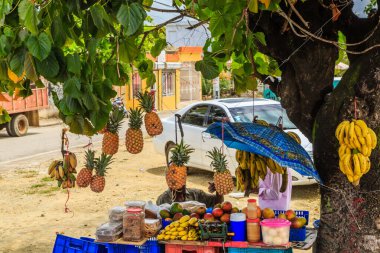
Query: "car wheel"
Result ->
[[10, 114, 29, 137], [165, 142, 176, 166]]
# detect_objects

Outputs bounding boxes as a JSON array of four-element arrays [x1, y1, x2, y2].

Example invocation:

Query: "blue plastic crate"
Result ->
[[106, 238, 161, 253], [273, 210, 309, 225], [228, 248, 293, 253], [53, 234, 107, 253], [289, 227, 306, 241]]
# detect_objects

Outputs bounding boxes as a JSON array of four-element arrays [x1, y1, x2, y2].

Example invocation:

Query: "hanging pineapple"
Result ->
[[90, 153, 113, 193], [166, 140, 194, 190], [77, 150, 96, 188], [125, 108, 144, 154], [102, 108, 124, 155], [137, 91, 163, 136], [207, 147, 234, 195]]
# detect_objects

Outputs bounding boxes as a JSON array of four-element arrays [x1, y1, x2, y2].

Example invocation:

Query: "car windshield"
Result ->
[[228, 104, 297, 129]]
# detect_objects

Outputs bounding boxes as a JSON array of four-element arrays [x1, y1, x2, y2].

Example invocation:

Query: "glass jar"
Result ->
[[247, 199, 258, 219], [247, 218, 261, 243], [123, 207, 145, 242]]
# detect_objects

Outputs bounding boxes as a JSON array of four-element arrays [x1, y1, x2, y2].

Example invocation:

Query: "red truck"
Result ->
[[0, 87, 49, 137]]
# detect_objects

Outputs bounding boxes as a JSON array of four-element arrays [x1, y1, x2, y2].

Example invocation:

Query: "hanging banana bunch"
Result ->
[[335, 119, 377, 186], [47, 152, 78, 189]]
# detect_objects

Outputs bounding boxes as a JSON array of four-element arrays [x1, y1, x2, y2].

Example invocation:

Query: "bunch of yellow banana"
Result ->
[[235, 150, 286, 192], [336, 119, 377, 186], [157, 216, 200, 241], [48, 160, 65, 180]]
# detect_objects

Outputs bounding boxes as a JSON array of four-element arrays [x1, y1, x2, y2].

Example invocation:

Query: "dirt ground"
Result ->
[[0, 137, 320, 253]]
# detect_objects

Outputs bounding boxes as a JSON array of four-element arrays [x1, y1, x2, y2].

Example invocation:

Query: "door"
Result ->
[[201, 105, 237, 172], [180, 104, 209, 167]]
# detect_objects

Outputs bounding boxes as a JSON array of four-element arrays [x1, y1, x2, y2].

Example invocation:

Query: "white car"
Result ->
[[153, 98, 315, 185]]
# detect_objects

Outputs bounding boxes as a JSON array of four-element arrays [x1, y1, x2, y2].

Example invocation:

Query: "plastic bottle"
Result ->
[[247, 199, 258, 219]]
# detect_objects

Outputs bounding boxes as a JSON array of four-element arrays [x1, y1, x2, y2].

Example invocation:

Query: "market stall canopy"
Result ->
[[205, 122, 321, 182]]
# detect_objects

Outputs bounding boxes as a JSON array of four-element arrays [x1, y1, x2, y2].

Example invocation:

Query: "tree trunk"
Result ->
[[249, 1, 380, 251], [313, 49, 380, 252]]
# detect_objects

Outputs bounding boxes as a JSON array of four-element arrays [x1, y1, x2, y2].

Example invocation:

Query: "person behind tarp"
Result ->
[[156, 182, 224, 208], [258, 131, 301, 210]]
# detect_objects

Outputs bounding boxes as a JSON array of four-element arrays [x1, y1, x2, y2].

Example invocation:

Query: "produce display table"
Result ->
[[159, 240, 292, 249]]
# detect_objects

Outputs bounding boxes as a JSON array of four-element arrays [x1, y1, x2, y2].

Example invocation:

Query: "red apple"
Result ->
[[203, 213, 215, 222], [285, 209, 296, 221], [221, 201, 233, 213], [220, 213, 231, 223], [212, 208, 224, 218], [190, 213, 200, 219]]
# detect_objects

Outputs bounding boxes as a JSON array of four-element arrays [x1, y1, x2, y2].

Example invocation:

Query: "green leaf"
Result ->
[[143, 0, 154, 7], [66, 53, 81, 75], [26, 33, 52, 61], [63, 77, 81, 99], [51, 18, 66, 47], [150, 38, 167, 57], [87, 38, 98, 61], [0, 0, 12, 26], [0, 60, 7, 80], [24, 53, 38, 82], [82, 85, 99, 111], [248, 0, 259, 13], [195, 57, 220, 80], [253, 32, 266, 46], [65, 114, 85, 135], [18, 80, 33, 98], [0, 108, 11, 124], [209, 14, 226, 37], [36, 52, 59, 78], [90, 4, 111, 31], [18, 0, 39, 35], [10, 50, 26, 76], [119, 38, 138, 63], [90, 101, 112, 131], [117, 3, 146, 36], [34, 79, 44, 88], [0, 35, 10, 57]]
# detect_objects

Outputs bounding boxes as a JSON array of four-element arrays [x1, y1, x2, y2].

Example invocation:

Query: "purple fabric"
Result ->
[[258, 167, 292, 210]]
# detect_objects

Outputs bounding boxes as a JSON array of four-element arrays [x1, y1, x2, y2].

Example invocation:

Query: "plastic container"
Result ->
[[125, 201, 146, 211], [260, 219, 291, 245], [123, 207, 145, 242], [52, 234, 107, 253], [109, 206, 126, 222], [161, 218, 172, 229], [274, 210, 309, 241], [229, 213, 246, 241], [165, 244, 219, 253], [96, 222, 123, 242], [247, 199, 258, 219], [247, 218, 260, 243], [144, 218, 161, 237], [228, 248, 293, 253]]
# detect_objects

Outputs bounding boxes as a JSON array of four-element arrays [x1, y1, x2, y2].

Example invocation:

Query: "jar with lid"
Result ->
[[247, 218, 261, 243], [247, 199, 258, 219], [123, 207, 145, 241]]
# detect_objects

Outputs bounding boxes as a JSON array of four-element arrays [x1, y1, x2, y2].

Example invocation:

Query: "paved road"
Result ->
[[0, 122, 129, 164]]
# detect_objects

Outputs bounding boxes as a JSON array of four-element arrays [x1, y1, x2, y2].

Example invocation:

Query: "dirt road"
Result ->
[[0, 137, 320, 253]]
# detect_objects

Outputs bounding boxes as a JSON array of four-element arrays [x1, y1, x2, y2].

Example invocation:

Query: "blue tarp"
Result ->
[[205, 122, 321, 182]]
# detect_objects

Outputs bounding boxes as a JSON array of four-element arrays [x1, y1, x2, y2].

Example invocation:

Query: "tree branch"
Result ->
[[186, 20, 209, 30], [285, 0, 309, 28], [143, 5, 184, 13]]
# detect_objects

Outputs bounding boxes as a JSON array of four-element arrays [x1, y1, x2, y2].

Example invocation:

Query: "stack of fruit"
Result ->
[[157, 215, 200, 241], [277, 210, 307, 229], [48, 152, 77, 189], [335, 119, 377, 185]]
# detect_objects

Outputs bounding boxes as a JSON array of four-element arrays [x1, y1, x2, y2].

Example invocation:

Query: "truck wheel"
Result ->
[[5, 122, 14, 136], [10, 114, 29, 137]]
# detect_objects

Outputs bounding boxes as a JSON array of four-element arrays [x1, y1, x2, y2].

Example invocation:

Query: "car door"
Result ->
[[180, 104, 209, 167], [201, 105, 237, 172]]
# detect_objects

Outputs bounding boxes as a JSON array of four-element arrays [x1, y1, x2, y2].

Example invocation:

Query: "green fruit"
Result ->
[[182, 209, 191, 215], [173, 213, 184, 221], [160, 209, 171, 219], [170, 203, 184, 215]]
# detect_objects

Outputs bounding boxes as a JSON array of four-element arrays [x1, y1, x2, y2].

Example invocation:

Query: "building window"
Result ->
[[132, 73, 141, 98], [162, 71, 175, 96]]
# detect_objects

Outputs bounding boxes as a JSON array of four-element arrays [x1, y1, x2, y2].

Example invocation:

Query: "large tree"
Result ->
[[0, 0, 379, 251]]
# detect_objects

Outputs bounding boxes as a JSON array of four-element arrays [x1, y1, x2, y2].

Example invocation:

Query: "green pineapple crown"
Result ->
[[207, 147, 228, 173], [137, 91, 154, 113], [95, 153, 113, 176], [170, 140, 194, 166], [107, 107, 124, 134], [85, 149, 96, 170], [128, 108, 143, 130]]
